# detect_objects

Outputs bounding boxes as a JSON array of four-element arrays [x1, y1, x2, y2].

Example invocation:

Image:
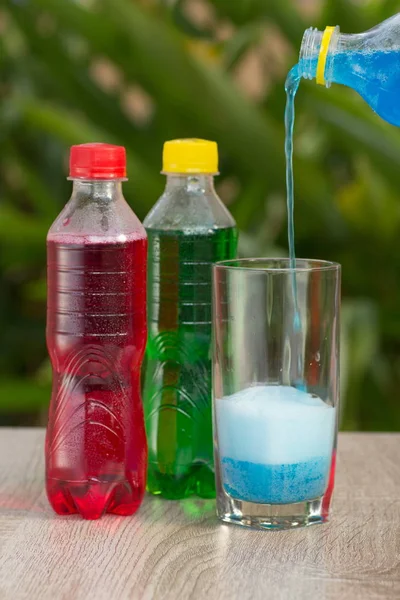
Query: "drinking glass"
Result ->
[[212, 258, 340, 530]]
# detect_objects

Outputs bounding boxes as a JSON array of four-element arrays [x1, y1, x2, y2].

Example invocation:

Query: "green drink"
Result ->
[[143, 139, 238, 498]]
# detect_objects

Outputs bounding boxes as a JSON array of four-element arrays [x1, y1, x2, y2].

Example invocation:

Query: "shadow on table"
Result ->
[[142, 494, 216, 526], [0, 491, 48, 518], [0, 489, 216, 529]]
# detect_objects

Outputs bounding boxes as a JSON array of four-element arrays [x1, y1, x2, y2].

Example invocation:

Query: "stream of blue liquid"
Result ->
[[285, 64, 303, 387], [285, 65, 300, 274]]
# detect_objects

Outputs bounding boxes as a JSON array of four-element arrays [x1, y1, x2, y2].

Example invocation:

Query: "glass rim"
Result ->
[[213, 257, 341, 273]]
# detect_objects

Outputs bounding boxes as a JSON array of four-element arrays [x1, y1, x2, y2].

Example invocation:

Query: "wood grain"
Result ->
[[0, 429, 399, 600]]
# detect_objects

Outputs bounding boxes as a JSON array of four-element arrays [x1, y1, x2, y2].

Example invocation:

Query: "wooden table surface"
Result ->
[[0, 429, 399, 600]]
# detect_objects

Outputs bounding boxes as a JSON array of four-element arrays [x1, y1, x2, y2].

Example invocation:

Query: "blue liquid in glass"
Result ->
[[222, 456, 330, 504], [216, 385, 336, 505]]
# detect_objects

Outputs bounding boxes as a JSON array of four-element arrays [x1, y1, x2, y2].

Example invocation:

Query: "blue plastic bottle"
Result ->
[[299, 14, 400, 127]]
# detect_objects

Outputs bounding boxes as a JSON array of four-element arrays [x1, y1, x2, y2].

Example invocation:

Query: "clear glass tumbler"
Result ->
[[212, 258, 340, 530]]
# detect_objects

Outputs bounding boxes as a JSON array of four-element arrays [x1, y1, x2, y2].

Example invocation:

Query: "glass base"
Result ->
[[217, 493, 329, 530]]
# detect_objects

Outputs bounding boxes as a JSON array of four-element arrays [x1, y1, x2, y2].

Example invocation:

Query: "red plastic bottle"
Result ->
[[45, 143, 147, 519]]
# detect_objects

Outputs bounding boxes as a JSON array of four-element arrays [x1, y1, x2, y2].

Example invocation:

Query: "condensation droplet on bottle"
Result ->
[[315, 351, 320, 363]]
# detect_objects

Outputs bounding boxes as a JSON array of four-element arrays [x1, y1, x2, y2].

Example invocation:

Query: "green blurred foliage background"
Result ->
[[0, 0, 399, 429]]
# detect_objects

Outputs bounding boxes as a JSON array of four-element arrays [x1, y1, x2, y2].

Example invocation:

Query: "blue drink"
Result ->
[[216, 385, 336, 505], [299, 16, 400, 127], [323, 50, 400, 127]]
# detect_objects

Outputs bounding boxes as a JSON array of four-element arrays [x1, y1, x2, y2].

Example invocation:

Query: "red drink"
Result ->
[[45, 144, 147, 519]]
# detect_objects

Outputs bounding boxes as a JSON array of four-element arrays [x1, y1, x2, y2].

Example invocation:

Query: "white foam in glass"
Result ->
[[215, 385, 336, 465]]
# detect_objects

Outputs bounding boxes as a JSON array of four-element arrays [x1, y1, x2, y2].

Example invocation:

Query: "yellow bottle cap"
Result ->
[[162, 138, 219, 175], [316, 26, 336, 86]]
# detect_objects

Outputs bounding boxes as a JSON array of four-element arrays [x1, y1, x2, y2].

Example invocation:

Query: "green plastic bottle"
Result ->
[[143, 139, 238, 499]]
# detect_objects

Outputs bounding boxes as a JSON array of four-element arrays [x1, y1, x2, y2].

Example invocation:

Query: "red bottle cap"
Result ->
[[69, 143, 127, 179]]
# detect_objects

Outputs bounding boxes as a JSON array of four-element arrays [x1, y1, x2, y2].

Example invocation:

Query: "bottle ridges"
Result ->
[[46, 235, 147, 519]]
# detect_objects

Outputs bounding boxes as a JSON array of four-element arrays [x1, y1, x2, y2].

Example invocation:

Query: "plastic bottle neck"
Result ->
[[164, 174, 216, 195], [299, 26, 341, 87], [70, 179, 124, 203]]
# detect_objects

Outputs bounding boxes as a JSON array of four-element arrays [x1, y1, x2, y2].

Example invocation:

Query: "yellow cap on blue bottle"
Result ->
[[162, 138, 219, 174], [316, 26, 337, 86]]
